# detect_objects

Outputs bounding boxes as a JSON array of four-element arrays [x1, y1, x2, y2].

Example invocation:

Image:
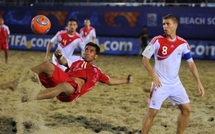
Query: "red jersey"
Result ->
[[79, 26, 96, 44], [0, 25, 9, 50], [56, 60, 110, 102]]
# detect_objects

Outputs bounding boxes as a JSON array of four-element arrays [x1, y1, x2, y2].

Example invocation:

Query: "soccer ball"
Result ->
[[31, 15, 51, 34]]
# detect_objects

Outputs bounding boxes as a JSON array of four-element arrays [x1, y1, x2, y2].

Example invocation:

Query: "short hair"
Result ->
[[85, 42, 100, 54], [68, 18, 77, 23], [163, 14, 178, 24], [85, 18, 90, 21]]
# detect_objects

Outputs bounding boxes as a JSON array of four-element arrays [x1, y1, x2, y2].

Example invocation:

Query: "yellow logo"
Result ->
[[146, 45, 151, 50]]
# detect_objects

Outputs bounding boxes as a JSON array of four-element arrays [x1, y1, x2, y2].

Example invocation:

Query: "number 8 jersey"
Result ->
[[142, 35, 193, 86]]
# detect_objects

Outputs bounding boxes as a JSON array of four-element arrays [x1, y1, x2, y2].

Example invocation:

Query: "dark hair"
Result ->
[[163, 14, 178, 24], [85, 42, 100, 54], [68, 18, 77, 23]]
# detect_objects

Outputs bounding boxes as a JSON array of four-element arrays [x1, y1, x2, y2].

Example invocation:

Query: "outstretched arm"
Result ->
[[107, 74, 132, 85], [187, 61, 204, 96]]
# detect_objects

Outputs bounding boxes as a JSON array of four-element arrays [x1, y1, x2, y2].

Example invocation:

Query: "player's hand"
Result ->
[[43, 55, 50, 61], [152, 73, 162, 87], [127, 74, 132, 83], [54, 49, 63, 59], [198, 82, 204, 97]]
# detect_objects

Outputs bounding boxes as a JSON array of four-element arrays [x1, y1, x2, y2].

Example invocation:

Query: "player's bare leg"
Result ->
[[177, 103, 191, 134], [36, 82, 75, 100], [31, 61, 54, 77], [4, 50, 8, 64], [142, 108, 158, 134]]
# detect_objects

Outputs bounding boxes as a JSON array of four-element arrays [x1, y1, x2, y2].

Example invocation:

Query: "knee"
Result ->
[[42, 61, 52, 68], [181, 105, 191, 116], [58, 82, 74, 93], [40, 61, 54, 72], [147, 108, 158, 118]]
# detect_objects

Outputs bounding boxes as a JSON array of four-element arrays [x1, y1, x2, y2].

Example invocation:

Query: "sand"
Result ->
[[0, 50, 214, 134]]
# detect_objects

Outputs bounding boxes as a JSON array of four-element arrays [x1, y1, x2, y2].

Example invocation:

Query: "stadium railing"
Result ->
[[1, 0, 215, 7]]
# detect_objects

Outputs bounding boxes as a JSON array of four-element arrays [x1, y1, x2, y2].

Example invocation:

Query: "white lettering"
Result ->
[[104, 41, 133, 51], [9, 35, 51, 49], [10, 35, 27, 47], [207, 18, 215, 25], [196, 45, 205, 55], [190, 44, 215, 56], [31, 38, 50, 47], [180, 17, 205, 25]]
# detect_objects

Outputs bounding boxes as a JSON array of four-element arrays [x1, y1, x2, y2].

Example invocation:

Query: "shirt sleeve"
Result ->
[[3, 25, 10, 35], [50, 31, 60, 43], [98, 69, 110, 83], [6, 26, 10, 35], [182, 42, 193, 62], [142, 43, 155, 59], [92, 28, 96, 38]]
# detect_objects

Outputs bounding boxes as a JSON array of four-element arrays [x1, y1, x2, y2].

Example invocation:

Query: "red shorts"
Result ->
[[0, 43, 8, 50], [39, 64, 78, 102]]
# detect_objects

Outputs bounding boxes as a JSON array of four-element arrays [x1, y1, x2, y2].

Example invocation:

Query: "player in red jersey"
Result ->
[[79, 18, 96, 44], [0, 42, 132, 102], [0, 17, 10, 64], [44, 18, 85, 71], [141, 14, 204, 134]]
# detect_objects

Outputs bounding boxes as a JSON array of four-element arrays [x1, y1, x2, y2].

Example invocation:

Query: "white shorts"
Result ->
[[148, 82, 190, 110]]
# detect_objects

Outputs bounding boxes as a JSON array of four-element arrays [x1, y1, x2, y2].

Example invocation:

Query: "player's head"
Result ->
[[162, 14, 178, 37], [83, 42, 100, 62], [84, 18, 91, 27], [85, 42, 100, 54], [0, 17, 4, 26], [67, 18, 78, 33], [142, 25, 147, 32], [163, 14, 178, 24]]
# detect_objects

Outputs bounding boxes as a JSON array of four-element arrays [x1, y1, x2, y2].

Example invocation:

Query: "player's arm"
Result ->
[[187, 61, 204, 96], [6, 27, 10, 44], [44, 41, 53, 61], [6, 34, 9, 44], [142, 56, 161, 87], [78, 38, 85, 57], [44, 33, 58, 61], [183, 43, 204, 96], [92, 29, 96, 43], [54, 49, 70, 69], [106, 74, 132, 85], [79, 29, 83, 37], [92, 36, 96, 43]]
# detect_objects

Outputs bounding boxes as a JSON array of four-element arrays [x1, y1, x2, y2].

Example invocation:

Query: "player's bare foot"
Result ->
[[0, 79, 18, 91], [9, 79, 19, 91]]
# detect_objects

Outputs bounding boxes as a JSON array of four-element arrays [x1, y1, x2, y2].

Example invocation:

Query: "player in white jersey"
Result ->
[[79, 19, 96, 44], [44, 18, 85, 71], [0, 17, 10, 64], [141, 14, 204, 134]]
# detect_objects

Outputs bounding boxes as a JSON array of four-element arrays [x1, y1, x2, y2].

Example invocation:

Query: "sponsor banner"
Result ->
[[98, 37, 140, 55], [188, 40, 215, 59], [1, 6, 215, 39], [9, 34, 54, 51], [9, 34, 215, 59], [9, 34, 141, 55]]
